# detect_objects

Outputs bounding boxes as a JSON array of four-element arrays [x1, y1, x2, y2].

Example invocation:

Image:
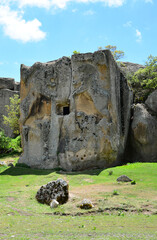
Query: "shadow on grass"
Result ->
[[0, 166, 55, 176], [0, 166, 104, 176]]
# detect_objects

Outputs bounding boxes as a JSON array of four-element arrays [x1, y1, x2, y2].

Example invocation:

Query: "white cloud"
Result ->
[[123, 21, 132, 27], [0, 0, 125, 42], [145, 0, 153, 3], [83, 9, 95, 15], [16, 0, 71, 9], [72, 8, 78, 12], [136, 29, 142, 42], [76, 0, 125, 7], [15, 0, 125, 9], [102, 0, 125, 7], [123, 22, 143, 43], [0, 5, 46, 43], [18, 0, 52, 9]]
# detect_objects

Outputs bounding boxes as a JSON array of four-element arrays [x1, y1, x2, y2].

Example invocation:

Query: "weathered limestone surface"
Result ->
[[19, 50, 133, 170], [145, 89, 157, 113], [0, 78, 20, 137], [129, 91, 157, 162]]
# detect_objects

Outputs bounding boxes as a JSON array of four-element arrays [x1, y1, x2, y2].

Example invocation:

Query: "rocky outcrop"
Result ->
[[0, 78, 20, 137], [120, 62, 145, 76], [19, 50, 133, 171], [128, 90, 157, 162]]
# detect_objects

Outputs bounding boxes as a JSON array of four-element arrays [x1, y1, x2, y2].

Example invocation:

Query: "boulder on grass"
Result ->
[[117, 175, 132, 182], [80, 199, 94, 209], [36, 179, 69, 205], [8, 163, 14, 167]]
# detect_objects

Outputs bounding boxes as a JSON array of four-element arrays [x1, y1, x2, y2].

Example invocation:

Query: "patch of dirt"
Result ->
[[0, 157, 16, 165], [83, 178, 94, 183], [70, 183, 123, 200], [63, 183, 157, 216], [7, 197, 16, 202]]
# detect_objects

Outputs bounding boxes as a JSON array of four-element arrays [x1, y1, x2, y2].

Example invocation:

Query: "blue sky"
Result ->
[[0, 0, 156, 82]]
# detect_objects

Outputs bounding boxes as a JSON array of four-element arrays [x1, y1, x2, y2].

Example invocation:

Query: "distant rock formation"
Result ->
[[0, 78, 20, 137], [120, 62, 145, 76], [128, 89, 157, 162], [19, 50, 133, 170]]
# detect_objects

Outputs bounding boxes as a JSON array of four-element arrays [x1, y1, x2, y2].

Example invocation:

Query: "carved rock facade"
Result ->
[[19, 50, 133, 171], [0, 78, 20, 137]]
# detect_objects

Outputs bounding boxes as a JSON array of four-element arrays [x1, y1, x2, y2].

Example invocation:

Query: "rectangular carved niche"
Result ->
[[56, 102, 70, 116]]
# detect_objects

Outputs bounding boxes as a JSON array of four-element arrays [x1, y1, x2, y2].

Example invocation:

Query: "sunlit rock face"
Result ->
[[19, 50, 133, 171]]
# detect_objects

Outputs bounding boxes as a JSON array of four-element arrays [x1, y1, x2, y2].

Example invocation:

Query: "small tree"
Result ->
[[73, 50, 80, 55], [3, 94, 20, 135], [98, 45, 125, 61], [105, 45, 125, 61], [128, 55, 157, 103], [132, 55, 157, 89]]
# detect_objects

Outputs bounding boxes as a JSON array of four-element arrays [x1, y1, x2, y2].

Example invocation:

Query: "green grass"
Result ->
[[0, 156, 157, 239]]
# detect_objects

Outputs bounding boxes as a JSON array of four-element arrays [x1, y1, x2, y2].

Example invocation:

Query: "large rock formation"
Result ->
[[19, 50, 133, 171], [0, 78, 20, 137], [129, 90, 157, 162]]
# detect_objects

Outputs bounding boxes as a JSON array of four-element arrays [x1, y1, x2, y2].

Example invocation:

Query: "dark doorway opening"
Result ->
[[63, 106, 70, 115]]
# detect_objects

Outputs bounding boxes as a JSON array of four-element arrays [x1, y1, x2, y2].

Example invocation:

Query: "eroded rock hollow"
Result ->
[[19, 50, 133, 170]]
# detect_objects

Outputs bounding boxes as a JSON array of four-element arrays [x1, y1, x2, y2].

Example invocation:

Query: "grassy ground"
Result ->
[[0, 155, 157, 239]]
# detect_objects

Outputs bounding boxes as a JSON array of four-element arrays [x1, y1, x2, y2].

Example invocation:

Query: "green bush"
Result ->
[[112, 190, 119, 196], [131, 180, 136, 185], [108, 170, 113, 176], [0, 129, 22, 155], [129, 55, 157, 103]]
